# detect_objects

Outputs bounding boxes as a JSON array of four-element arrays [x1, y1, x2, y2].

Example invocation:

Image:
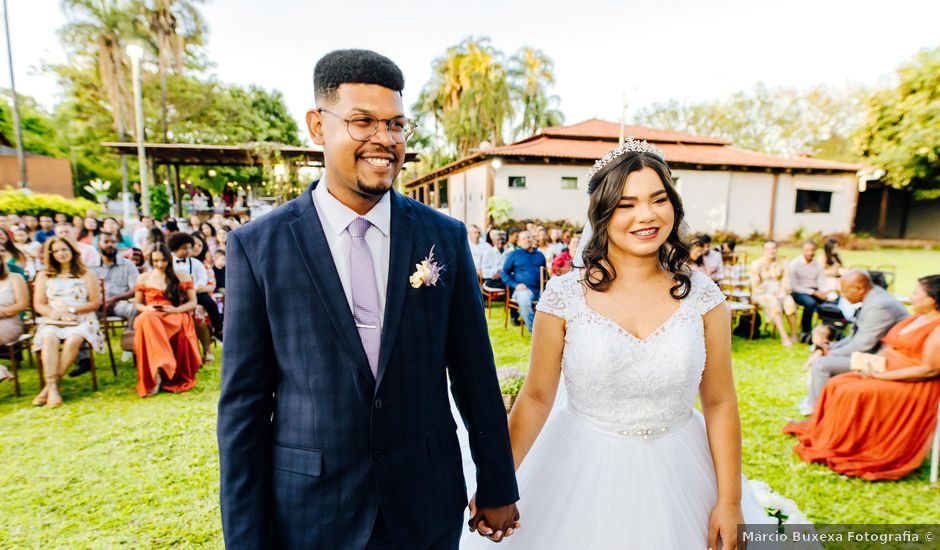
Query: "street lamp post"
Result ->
[[2, 0, 27, 188], [127, 44, 149, 217]]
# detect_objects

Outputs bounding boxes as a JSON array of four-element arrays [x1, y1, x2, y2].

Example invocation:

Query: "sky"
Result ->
[[4, 0, 939, 143]]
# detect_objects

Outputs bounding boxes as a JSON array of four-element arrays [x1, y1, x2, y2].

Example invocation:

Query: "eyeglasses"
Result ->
[[318, 108, 416, 143]]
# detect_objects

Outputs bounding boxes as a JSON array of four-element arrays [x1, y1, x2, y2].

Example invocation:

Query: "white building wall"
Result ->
[[492, 163, 590, 223], [431, 162, 856, 238], [773, 174, 856, 238]]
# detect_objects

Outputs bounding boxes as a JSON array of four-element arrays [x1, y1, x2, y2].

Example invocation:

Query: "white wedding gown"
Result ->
[[455, 270, 773, 549]]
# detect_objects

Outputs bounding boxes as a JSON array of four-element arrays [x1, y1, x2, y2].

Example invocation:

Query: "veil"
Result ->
[[573, 220, 592, 267]]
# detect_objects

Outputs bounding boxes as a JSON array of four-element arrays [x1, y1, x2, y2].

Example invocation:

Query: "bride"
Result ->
[[459, 139, 771, 549]]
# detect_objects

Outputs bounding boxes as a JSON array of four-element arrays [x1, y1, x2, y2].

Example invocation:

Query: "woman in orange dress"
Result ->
[[133, 243, 202, 397], [783, 274, 940, 480]]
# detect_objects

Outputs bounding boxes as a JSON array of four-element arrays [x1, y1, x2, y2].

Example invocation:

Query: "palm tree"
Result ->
[[139, 0, 206, 142], [59, 0, 137, 138], [413, 37, 514, 158], [508, 47, 564, 139]]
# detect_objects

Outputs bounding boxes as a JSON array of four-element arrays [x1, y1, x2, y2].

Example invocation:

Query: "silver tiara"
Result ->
[[586, 137, 665, 182]]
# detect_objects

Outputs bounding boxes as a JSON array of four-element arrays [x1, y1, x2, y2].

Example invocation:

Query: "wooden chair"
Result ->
[[479, 274, 507, 318], [98, 278, 123, 376], [1, 333, 34, 397], [504, 267, 548, 336], [719, 267, 757, 340], [28, 281, 102, 393]]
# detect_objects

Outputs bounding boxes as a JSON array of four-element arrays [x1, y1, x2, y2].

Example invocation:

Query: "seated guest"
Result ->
[[71, 232, 140, 378], [132, 216, 154, 250], [698, 234, 724, 282], [784, 275, 940, 480], [30, 237, 104, 408], [22, 214, 39, 240], [212, 250, 226, 291], [821, 237, 845, 293], [134, 243, 201, 397], [0, 259, 28, 384], [798, 269, 909, 415], [752, 239, 799, 346], [502, 230, 546, 332], [788, 240, 829, 340], [96, 217, 135, 249], [481, 231, 509, 289], [35, 215, 56, 244], [199, 222, 218, 252], [467, 224, 492, 276], [77, 216, 99, 245], [505, 228, 520, 251], [551, 234, 580, 276], [167, 232, 223, 342], [535, 227, 555, 268], [687, 238, 706, 274], [0, 228, 27, 277], [54, 222, 100, 267]]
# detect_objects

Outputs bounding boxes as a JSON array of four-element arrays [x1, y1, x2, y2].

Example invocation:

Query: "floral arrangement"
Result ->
[[497, 367, 526, 397], [83, 178, 112, 204], [410, 245, 443, 289], [747, 480, 811, 527]]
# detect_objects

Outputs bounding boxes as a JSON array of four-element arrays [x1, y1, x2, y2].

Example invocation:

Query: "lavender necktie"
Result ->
[[348, 217, 381, 378]]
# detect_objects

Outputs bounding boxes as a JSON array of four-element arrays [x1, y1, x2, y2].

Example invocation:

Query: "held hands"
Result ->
[[468, 494, 520, 543], [707, 501, 744, 550]]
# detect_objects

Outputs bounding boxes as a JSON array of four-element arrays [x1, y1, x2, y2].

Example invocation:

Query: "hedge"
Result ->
[[0, 189, 100, 218]]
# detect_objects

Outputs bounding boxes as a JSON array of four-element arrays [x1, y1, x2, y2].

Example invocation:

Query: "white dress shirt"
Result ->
[[468, 239, 492, 272], [172, 253, 209, 289], [312, 178, 391, 318]]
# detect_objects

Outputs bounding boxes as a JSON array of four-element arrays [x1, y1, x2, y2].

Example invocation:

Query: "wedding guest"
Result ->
[[502, 230, 546, 332], [720, 240, 736, 257], [468, 224, 492, 276], [784, 274, 940, 480], [54, 212, 68, 225], [751, 240, 799, 346], [481, 231, 509, 289], [688, 238, 706, 274], [133, 243, 201, 397], [535, 227, 555, 269], [821, 238, 844, 292], [698, 234, 724, 282], [788, 240, 829, 340], [133, 216, 155, 250], [77, 216, 99, 245], [35, 215, 56, 244], [199, 222, 218, 252], [505, 228, 520, 251], [30, 237, 104, 408], [168, 232, 223, 341], [22, 214, 39, 240], [0, 229, 28, 278], [89, 232, 139, 325], [187, 215, 201, 234], [551, 234, 580, 276], [11, 225, 30, 246], [216, 227, 228, 252], [54, 222, 100, 267], [0, 259, 28, 385], [212, 250, 226, 291], [548, 228, 565, 256], [798, 269, 909, 415], [98, 217, 134, 249]]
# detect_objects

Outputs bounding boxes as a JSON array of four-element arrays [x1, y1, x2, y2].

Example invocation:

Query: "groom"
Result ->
[[218, 49, 519, 549]]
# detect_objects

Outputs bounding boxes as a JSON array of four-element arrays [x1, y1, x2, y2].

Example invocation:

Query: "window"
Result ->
[[561, 177, 578, 190], [508, 176, 526, 188], [437, 180, 448, 208], [795, 190, 832, 213]]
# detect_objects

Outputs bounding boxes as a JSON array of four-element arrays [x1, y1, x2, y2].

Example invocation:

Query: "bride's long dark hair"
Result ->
[[581, 151, 692, 299]]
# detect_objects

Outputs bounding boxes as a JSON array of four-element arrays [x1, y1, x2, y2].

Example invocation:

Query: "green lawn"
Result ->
[[1, 248, 938, 546]]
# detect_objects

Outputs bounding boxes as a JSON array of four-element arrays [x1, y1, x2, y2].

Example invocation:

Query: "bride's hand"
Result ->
[[708, 501, 744, 550]]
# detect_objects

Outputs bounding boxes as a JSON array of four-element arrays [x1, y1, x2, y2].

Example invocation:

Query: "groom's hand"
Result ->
[[468, 494, 520, 542]]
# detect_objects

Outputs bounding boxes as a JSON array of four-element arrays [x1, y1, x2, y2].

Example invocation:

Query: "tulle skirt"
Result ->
[[454, 390, 772, 550]]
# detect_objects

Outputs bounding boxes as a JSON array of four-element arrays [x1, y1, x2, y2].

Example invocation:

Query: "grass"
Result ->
[[1, 246, 937, 546]]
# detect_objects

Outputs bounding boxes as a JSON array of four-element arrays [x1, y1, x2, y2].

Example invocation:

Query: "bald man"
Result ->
[[798, 269, 909, 415]]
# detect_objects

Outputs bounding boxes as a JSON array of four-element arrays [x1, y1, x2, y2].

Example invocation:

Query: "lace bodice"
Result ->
[[536, 270, 725, 429]]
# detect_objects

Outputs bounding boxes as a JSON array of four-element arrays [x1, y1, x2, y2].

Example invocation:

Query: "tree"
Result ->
[[634, 83, 867, 160], [413, 37, 514, 158], [855, 46, 940, 195], [0, 91, 68, 158], [139, 0, 207, 142], [508, 47, 564, 139]]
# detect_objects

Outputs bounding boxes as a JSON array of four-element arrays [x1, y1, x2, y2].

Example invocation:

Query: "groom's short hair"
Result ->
[[314, 49, 405, 104]]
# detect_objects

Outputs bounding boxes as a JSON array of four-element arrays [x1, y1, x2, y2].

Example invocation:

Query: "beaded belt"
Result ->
[[566, 407, 693, 441]]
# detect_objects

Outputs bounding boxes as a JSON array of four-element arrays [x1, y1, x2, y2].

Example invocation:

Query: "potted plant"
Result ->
[[497, 367, 526, 413]]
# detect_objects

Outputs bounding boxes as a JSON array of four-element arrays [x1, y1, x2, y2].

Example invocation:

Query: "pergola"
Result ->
[[102, 141, 417, 215]]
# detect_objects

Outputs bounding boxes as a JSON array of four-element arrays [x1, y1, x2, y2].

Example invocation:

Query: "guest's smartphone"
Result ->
[[152, 304, 165, 310]]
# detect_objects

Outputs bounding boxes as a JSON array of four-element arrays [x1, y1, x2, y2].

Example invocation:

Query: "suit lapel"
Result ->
[[288, 182, 374, 385], [375, 191, 415, 388]]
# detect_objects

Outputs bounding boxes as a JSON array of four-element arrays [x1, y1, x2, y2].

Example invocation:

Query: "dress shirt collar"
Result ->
[[314, 176, 391, 237]]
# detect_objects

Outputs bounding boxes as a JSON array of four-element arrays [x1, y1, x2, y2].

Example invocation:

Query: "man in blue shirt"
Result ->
[[501, 231, 546, 332]]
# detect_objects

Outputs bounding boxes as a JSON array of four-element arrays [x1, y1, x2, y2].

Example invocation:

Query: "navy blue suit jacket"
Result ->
[[217, 182, 518, 549]]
